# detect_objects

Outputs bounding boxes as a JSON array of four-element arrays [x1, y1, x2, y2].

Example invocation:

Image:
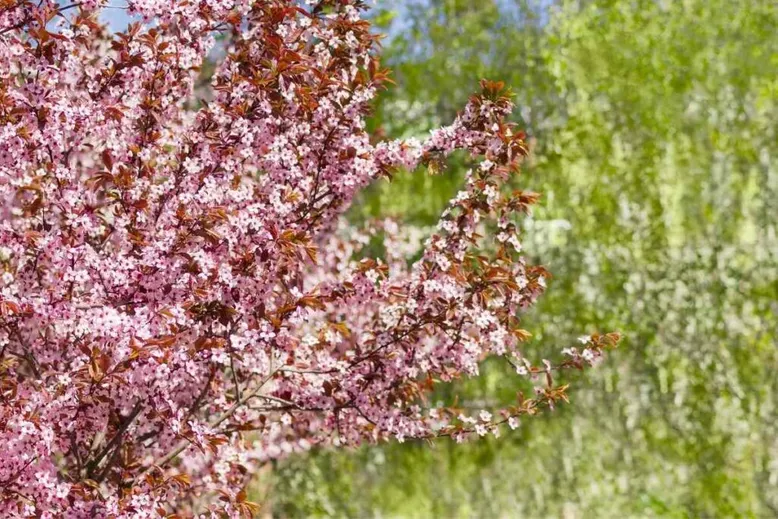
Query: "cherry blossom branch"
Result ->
[[132, 368, 279, 483]]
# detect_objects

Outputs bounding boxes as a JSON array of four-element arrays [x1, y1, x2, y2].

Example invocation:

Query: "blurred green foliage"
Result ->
[[266, 1, 778, 517]]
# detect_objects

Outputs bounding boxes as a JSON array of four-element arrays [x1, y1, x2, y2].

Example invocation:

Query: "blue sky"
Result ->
[[96, 0, 553, 34]]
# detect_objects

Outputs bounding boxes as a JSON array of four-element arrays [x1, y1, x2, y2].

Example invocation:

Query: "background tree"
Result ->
[[271, 1, 778, 517]]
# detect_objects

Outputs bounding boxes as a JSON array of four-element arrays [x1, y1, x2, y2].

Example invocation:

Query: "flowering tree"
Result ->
[[0, 0, 618, 515]]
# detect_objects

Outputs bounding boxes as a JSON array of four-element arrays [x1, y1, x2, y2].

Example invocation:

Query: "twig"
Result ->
[[85, 401, 143, 479], [8, 325, 41, 379], [132, 367, 278, 483]]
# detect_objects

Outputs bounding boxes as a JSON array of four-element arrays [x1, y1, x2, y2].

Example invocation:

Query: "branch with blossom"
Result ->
[[0, 0, 619, 515]]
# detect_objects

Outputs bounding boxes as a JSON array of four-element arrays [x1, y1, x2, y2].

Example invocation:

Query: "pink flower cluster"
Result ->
[[0, 0, 618, 515]]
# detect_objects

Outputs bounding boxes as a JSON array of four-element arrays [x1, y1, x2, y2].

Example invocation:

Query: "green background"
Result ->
[[260, 1, 778, 517]]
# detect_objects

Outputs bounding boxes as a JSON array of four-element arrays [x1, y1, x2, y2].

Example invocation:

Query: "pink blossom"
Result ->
[[0, 1, 619, 515]]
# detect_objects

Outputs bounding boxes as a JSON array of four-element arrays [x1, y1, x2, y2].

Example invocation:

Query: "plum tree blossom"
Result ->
[[0, 0, 618, 515]]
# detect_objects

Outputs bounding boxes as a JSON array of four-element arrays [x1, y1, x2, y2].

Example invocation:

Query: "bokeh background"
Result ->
[[255, 0, 778, 517]]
